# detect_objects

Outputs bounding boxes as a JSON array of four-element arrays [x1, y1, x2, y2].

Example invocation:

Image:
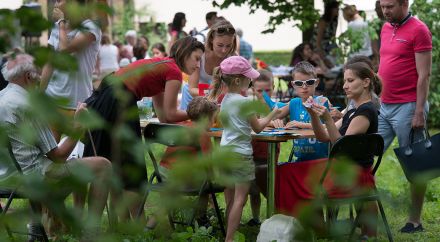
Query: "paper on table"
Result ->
[[256, 130, 301, 136]]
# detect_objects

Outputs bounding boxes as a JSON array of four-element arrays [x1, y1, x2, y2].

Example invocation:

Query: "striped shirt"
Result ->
[[0, 83, 56, 174]]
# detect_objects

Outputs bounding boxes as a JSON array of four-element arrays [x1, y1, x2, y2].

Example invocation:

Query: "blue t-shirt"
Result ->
[[289, 97, 329, 162], [179, 83, 192, 111]]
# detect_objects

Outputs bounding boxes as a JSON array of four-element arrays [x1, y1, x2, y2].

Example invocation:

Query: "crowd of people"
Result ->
[[0, 0, 433, 241]]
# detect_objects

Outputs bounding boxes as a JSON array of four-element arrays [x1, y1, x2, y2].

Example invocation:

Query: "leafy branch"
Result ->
[[211, 0, 320, 33]]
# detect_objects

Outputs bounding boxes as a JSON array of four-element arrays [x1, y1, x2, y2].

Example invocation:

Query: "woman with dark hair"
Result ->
[[138, 35, 150, 59], [168, 12, 188, 54], [306, 61, 381, 238], [84, 36, 204, 220], [290, 43, 329, 75], [132, 43, 147, 60], [151, 43, 167, 58], [312, 0, 340, 58]]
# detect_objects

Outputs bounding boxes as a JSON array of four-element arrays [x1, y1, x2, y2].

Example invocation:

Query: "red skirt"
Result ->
[[275, 158, 375, 217]]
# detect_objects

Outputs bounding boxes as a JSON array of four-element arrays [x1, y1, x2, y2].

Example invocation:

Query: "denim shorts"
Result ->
[[378, 102, 429, 150]]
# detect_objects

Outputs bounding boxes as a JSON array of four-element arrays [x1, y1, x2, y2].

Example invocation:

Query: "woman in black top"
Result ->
[[307, 62, 380, 144], [305, 62, 381, 238]]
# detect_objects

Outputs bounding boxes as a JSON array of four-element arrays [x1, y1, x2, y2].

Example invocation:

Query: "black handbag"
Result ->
[[394, 128, 440, 183]]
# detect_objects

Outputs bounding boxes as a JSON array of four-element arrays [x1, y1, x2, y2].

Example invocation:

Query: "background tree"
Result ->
[[211, 0, 322, 34]]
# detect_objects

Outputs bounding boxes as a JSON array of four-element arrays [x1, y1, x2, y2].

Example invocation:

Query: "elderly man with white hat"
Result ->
[[124, 29, 137, 59]]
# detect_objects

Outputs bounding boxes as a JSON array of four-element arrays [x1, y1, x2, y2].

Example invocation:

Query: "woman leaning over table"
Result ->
[[179, 19, 237, 110], [84, 36, 204, 221], [306, 62, 381, 238]]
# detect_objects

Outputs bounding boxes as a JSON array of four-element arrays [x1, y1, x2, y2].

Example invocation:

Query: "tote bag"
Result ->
[[394, 128, 440, 183]]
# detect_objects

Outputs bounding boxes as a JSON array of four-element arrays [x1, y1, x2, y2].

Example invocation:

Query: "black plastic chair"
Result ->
[[0, 138, 49, 242], [138, 123, 226, 236], [317, 134, 393, 241]]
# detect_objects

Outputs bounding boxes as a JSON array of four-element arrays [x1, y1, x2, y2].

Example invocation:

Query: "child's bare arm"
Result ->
[[285, 120, 312, 129], [249, 108, 281, 133], [274, 104, 289, 119]]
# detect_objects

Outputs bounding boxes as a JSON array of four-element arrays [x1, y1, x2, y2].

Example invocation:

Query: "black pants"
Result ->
[[83, 79, 147, 191]]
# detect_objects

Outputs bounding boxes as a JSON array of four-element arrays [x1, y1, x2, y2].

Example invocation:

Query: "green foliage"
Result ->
[[139, 22, 168, 52], [112, 2, 136, 42], [211, 0, 320, 33], [15, 6, 51, 38], [30, 46, 78, 71], [334, 28, 367, 64], [412, 0, 440, 127], [171, 225, 218, 242], [254, 50, 291, 66]]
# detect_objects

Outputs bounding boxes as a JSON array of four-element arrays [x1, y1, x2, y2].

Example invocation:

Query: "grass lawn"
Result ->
[[4, 133, 440, 241]]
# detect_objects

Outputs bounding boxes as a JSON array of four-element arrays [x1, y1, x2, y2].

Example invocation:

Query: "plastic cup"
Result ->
[[137, 97, 153, 120]]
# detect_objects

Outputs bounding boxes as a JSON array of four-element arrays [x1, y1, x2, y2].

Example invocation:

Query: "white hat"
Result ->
[[119, 58, 130, 68], [125, 30, 137, 38]]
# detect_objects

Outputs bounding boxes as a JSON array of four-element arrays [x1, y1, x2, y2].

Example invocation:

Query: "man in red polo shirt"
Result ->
[[378, 0, 432, 233]]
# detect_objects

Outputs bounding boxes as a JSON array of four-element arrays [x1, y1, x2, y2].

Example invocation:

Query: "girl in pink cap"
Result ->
[[210, 56, 281, 242]]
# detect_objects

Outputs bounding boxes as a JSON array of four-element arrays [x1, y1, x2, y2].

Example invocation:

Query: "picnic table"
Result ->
[[140, 119, 315, 217]]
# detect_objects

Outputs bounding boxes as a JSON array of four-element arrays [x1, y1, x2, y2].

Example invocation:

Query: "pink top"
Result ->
[[378, 17, 432, 104]]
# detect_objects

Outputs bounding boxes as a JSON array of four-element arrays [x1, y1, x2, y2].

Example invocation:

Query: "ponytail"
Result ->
[[208, 66, 245, 102], [371, 73, 382, 97], [208, 66, 223, 101]]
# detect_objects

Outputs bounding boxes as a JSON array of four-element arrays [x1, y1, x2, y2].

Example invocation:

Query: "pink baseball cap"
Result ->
[[220, 56, 260, 79]]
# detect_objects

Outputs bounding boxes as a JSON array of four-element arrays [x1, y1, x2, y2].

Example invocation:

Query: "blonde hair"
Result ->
[[208, 66, 245, 101], [205, 20, 237, 55]]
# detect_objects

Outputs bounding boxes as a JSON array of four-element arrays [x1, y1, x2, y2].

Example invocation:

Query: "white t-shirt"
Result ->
[[220, 93, 253, 155], [348, 19, 372, 57], [46, 19, 102, 109], [98, 44, 119, 73]]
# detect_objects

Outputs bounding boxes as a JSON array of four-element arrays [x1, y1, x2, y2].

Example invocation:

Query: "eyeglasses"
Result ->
[[292, 79, 317, 87], [216, 27, 236, 35]]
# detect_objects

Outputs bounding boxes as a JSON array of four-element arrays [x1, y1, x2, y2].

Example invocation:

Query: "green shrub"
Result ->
[[412, 0, 440, 128]]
